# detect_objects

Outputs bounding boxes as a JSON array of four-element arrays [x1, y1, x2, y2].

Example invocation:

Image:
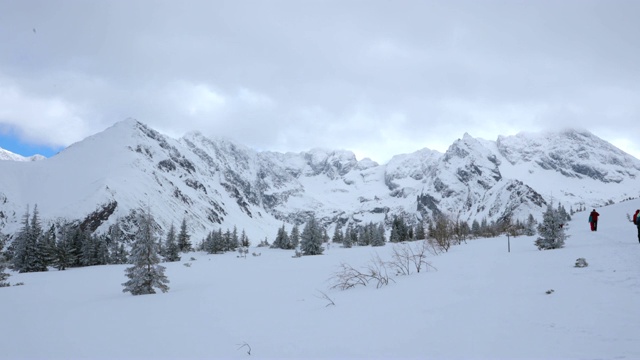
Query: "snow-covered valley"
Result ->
[[2, 198, 639, 359]]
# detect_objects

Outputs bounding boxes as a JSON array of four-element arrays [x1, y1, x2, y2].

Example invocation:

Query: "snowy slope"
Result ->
[[0, 120, 639, 242], [1, 198, 639, 359]]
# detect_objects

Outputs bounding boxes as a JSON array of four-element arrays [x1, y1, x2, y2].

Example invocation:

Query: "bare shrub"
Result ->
[[389, 241, 437, 276], [330, 262, 370, 290], [430, 213, 452, 252], [366, 254, 394, 288]]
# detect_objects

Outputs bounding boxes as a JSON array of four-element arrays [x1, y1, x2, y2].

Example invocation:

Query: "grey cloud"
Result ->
[[0, 0, 638, 162]]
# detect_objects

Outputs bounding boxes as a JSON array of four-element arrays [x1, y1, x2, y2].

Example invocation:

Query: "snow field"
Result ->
[[1, 199, 639, 359]]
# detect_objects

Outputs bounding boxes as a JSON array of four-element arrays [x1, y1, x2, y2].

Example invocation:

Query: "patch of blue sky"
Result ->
[[0, 133, 62, 157]]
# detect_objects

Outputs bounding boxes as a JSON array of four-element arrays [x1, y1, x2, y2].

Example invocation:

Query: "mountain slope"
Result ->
[[0, 120, 638, 241]]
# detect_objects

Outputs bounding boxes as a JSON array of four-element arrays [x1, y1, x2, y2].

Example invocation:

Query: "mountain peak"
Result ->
[[0, 147, 45, 162]]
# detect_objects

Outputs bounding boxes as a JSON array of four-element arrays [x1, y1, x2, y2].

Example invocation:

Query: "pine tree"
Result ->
[[300, 217, 324, 255], [290, 224, 300, 249], [240, 229, 250, 248], [122, 209, 169, 295], [390, 216, 408, 243], [81, 230, 98, 266], [331, 226, 343, 244], [163, 224, 180, 262], [94, 234, 110, 265], [177, 218, 192, 252], [108, 221, 128, 264], [370, 222, 386, 247], [524, 214, 537, 236], [343, 224, 353, 248], [272, 224, 290, 249], [53, 229, 76, 271], [535, 203, 568, 250], [212, 229, 225, 253], [0, 234, 10, 287], [12, 206, 48, 273], [470, 219, 480, 238], [415, 222, 426, 240], [357, 225, 370, 246], [230, 226, 239, 251]]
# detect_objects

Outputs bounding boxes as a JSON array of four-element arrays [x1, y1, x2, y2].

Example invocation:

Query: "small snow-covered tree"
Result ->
[[535, 203, 568, 250], [415, 221, 426, 240], [163, 224, 180, 262], [108, 221, 128, 264], [471, 219, 480, 238], [300, 216, 324, 256], [122, 209, 169, 295], [289, 224, 300, 249], [342, 224, 353, 248], [12, 206, 48, 273], [524, 214, 537, 236], [332, 226, 344, 244], [358, 224, 371, 246], [272, 224, 290, 249], [370, 222, 386, 247], [0, 233, 10, 287], [53, 228, 76, 271], [177, 218, 192, 252], [389, 216, 409, 243], [240, 229, 250, 248]]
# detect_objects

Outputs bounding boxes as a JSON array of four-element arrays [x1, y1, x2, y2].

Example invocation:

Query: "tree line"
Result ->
[[2, 205, 194, 274]]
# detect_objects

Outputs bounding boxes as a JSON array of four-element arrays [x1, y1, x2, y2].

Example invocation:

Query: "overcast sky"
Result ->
[[1, 0, 639, 162]]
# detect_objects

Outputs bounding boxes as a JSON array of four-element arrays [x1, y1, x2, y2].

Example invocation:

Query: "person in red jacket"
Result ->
[[589, 209, 600, 231], [634, 209, 640, 243]]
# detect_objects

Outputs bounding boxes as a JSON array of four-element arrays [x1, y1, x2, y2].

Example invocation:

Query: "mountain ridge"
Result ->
[[0, 119, 638, 241]]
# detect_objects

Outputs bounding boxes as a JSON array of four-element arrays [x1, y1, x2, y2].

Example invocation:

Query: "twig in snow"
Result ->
[[236, 341, 251, 355]]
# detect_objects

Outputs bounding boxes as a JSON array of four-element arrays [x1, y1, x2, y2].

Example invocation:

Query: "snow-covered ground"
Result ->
[[2, 199, 640, 359]]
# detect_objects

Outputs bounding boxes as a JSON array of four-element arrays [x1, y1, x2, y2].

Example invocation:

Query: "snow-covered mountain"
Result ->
[[0, 147, 45, 162], [0, 120, 638, 241]]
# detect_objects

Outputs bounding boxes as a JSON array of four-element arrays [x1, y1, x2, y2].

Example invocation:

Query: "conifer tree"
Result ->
[[300, 216, 324, 255], [343, 224, 353, 248], [0, 261, 9, 287], [11, 207, 30, 272], [240, 229, 250, 248], [163, 224, 180, 262], [212, 229, 225, 253], [53, 229, 76, 271], [122, 209, 169, 295], [357, 226, 368, 246], [108, 221, 128, 264], [230, 226, 239, 250], [415, 222, 426, 240], [471, 219, 480, 238], [0, 234, 10, 287], [524, 214, 537, 236], [223, 229, 233, 251], [370, 222, 386, 247], [12, 206, 48, 272], [390, 216, 409, 243], [535, 203, 568, 250], [177, 218, 192, 252], [331, 226, 343, 244], [290, 224, 300, 249], [272, 224, 290, 249]]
